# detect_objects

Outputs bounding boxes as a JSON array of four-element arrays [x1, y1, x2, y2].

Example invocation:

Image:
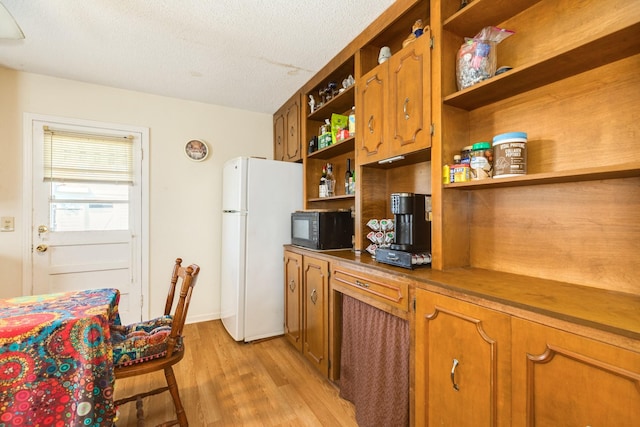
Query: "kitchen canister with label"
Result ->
[[469, 142, 493, 180], [492, 132, 527, 178]]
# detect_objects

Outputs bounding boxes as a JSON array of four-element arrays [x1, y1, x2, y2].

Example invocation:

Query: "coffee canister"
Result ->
[[492, 132, 527, 178]]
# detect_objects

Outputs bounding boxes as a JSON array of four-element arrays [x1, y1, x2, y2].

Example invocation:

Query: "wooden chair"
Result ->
[[112, 258, 200, 427]]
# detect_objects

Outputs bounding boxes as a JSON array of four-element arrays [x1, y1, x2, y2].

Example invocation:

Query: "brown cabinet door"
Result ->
[[302, 256, 330, 376], [284, 251, 303, 351], [511, 318, 640, 427], [388, 33, 431, 156], [357, 64, 387, 165], [273, 111, 285, 161], [415, 289, 511, 427], [285, 98, 301, 162]]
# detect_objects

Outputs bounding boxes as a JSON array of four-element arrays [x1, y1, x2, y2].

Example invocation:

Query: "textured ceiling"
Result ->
[[0, 0, 395, 114]]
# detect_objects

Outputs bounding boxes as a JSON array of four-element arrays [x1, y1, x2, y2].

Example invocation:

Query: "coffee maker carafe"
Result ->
[[390, 193, 431, 252]]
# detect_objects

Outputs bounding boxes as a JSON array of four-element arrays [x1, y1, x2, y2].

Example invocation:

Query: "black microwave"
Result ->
[[291, 210, 353, 250]]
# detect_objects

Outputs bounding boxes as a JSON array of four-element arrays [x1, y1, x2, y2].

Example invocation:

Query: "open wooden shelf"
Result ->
[[443, 22, 640, 110], [444, 163, 640, 190], [443, 0, 544, 35], [307, 136, 355, 159], [307, 194, 356, 203], [308, 85, 355, 121]]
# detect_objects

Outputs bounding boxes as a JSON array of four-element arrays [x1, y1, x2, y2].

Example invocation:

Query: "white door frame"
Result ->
[[21, 113, 150, 320]]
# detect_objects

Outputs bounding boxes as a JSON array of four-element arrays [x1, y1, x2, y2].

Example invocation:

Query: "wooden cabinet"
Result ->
[[283, 250, 302, 351], [358, 33, 431, 165], [283, 251, 331, 377], [415, 288, 511, 427], [273, 92, 301, 162], [302, 255, 330, 376], [511, 318, 640, 427]]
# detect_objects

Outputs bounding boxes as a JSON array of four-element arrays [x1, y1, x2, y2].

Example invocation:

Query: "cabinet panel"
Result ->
[[274, 112, 285, 161], [415, 289, 511, 427], [284, 251, 302, 351], [285, 97, 301, 162], [511, 318, 640, 427], [357, 65, 387, 164], [388, 28, 431, 156], [302, 256, 330, 376]]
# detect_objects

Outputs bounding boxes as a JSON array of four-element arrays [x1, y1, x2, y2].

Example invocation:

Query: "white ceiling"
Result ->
[[0, 0, 395, 114]]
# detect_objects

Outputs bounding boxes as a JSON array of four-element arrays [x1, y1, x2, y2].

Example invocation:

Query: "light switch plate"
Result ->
[[1, 217, 15, 232]]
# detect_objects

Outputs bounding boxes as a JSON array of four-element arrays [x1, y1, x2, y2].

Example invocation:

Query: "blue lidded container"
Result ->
[[492, 132, 527, 178]]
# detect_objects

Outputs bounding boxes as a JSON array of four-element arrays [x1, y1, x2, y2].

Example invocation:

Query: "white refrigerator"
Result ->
[[220, 157, 302, 342]]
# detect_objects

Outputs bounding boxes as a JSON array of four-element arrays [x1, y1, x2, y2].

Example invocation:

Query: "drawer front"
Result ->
[[332, 266, 409, 312]]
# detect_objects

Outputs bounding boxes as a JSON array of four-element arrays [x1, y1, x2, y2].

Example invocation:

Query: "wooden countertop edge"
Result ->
[[284, 245, 640, 352], [414, 278, 640, 353]]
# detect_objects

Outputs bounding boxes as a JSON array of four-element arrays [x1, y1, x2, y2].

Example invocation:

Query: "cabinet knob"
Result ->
[[451, 358, 460, 391], [289, 279, 296, 292], [310, 288, 318, 305], [368, 115, 375, 134], [355, 280, 369, 288]]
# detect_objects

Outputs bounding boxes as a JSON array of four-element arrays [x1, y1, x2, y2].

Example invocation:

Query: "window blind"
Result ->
[[43, 127, 134, 184]]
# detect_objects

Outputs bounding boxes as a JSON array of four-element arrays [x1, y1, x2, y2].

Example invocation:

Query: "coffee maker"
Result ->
[[375, 193, 432, 268]]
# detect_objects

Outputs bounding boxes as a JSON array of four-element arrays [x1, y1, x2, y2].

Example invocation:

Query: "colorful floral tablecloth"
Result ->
[[0, 288, 120, 427]]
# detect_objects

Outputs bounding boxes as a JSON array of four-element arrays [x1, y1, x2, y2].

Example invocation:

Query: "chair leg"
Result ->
[[164, 366, 188, 427]]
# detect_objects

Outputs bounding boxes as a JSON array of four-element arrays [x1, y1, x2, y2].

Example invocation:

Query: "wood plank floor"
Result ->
[[115, 320, 358, 426]]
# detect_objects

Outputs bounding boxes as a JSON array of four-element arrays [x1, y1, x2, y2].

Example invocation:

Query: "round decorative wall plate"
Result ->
[[184, 139, 209, 161]]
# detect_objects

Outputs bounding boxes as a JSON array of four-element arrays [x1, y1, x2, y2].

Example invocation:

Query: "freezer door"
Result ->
[[222, 157, 247, 212], [220, 211, 246, 341]]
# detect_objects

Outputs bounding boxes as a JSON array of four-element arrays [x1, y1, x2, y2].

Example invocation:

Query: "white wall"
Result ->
[[0, 67, 274, 322]]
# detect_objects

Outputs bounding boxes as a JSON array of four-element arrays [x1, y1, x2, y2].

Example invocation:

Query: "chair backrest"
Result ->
[[164, 258, 200, 356]]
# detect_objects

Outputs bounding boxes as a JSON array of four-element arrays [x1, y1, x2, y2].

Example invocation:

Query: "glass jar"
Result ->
[[469, 142, 493, 180]]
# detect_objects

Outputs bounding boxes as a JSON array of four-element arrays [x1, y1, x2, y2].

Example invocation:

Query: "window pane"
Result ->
[[49, 182, 129, 231]]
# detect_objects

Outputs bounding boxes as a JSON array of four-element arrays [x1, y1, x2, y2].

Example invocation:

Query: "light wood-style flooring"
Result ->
[[115, 320, 358, 426]]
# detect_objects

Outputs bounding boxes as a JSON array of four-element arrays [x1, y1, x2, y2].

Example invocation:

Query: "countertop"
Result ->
[[285, 245, 640, 352]]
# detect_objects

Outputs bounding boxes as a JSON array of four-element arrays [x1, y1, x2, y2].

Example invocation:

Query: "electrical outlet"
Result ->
[[1, 217, 15, 232]]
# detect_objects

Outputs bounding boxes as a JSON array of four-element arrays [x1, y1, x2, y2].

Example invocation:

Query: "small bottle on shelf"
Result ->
[[319, 164, 327, 197], [350, 168, 355, 195], [325, 163, 336, 197], [348, 107, 356, 137], [345, 158, 354, 195]]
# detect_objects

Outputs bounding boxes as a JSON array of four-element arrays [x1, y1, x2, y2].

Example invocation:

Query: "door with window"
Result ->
[[27, 116, 147, 325]]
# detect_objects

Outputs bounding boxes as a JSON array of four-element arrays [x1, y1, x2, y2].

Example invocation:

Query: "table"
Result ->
[[0, 288, 120, 426]]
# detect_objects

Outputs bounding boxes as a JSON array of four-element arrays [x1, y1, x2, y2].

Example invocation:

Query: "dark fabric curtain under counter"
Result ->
[[339, 294, 410, 427]]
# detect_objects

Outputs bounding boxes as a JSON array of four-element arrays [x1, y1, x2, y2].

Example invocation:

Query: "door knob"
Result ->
[[38, 225, 49, 237], [36, 244, 48, 253]]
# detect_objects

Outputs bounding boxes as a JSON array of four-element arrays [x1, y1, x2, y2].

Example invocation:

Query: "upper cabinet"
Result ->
[[273, 92, 302, 162], [358, 32, 432, 165]]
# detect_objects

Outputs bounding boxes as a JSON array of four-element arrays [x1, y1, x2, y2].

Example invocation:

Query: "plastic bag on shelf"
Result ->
[[456, 26, 515, 91]]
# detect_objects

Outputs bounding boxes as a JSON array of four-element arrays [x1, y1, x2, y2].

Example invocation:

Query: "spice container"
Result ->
[[469, 142, 493, 180], [493, 132, 527, 178], [460, 145, 472, 164], [451, 164, 470, 182]]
